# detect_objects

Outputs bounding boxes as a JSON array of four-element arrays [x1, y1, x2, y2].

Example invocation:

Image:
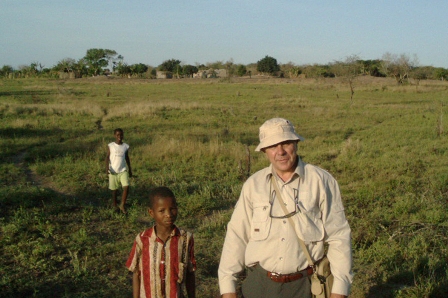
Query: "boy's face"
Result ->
[[114, 131, 124, 144], [148, 197, 178, 229]]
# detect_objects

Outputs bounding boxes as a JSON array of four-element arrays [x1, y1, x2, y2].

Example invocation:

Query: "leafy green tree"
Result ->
[[0, 65, 14, 78], [83, 48, 118, 76], [175, 64, 183, 78], [302, 64, 333, 79], [17, 62, 40, 77], [237, 64, 247, 77], [74, 59, 88, 77], [53, 58, 77, 72], [112, 55, 124, 73], [115, 62, 131, 77], [206, 61, 225, 69], [358, 59, 385, 77], [29, 62, 39, 76], [434, 68, 448, 80], [158, 59, 181, 72], [183, 65, 198, 77], [130, 63, 148, 77], [257, 55, 280, 75], [225, 60, 235, 79]]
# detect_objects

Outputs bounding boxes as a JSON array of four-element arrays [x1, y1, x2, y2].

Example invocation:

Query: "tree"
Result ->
[[17, 62, 40, 77], [74, 59, 88, 78], [150, 68, 157, 77], [434, 68, 448, 81], [83, 48, 118, 76], [112, 55, 124, 73], [115, 62, 131, 77], [196, 63, 207, 70], [330, 55, 361, 102], [158, 59, 181, 72], [54, 58, 77, 72], [175, 64, 183, 78], [206, 61, 225, 69], [130, 63, 148, 77], [359, 60, 385, 77], [301, 64, 333, 79], [183, 65, 198, 78], [381, 52, 418, 84], [224, 59, 235, 80], [0, 65, 14, 78], [237, 64, 247, 77], [257, 55, 280, 75], [410, 66, 434, 85], [29, 62, 39, 76]]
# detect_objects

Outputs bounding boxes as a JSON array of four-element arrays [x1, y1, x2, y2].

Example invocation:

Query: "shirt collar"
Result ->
[[142, 225, 180, 239], [265, 155, 304, 183]]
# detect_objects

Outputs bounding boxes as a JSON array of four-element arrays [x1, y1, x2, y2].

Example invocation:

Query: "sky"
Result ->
[[1, 0, 447, 69]]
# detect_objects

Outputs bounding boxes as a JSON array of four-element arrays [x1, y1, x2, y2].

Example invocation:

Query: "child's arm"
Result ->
[[132, 270, 140, 298], [105, 147, 111, 174], [185, 271, 196, 298], [125, 150, 133, 177]]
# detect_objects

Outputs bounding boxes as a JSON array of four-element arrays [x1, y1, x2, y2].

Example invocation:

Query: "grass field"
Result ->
[[1, 76, 447, 297]]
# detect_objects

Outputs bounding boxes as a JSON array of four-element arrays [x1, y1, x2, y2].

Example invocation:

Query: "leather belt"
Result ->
[[267, 266, 314, 283]]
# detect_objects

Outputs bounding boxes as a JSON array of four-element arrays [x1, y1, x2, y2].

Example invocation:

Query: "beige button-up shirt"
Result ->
[[218, 157, 353, 295]]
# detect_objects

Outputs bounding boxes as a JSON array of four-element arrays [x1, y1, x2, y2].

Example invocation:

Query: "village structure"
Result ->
[[56, 67, 228, 80], [156, 68, 227, 79]]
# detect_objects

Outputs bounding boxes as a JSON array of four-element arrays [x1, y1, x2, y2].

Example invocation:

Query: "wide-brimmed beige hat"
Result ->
[[255, 118, 304, 151]]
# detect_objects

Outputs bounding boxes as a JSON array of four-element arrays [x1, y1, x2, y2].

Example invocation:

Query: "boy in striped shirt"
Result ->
[[126, 187, 196, 298]]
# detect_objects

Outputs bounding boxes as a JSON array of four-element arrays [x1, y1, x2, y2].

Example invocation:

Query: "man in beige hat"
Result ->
[[218, 118, 353, 298]]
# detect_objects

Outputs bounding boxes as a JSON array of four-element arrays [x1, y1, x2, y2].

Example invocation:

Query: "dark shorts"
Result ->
[[242, 264, 312, 298]]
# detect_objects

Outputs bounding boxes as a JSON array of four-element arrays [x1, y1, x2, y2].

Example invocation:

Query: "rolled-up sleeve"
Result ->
[[218, 186, 252, 294], [321, 176, 353, 296]]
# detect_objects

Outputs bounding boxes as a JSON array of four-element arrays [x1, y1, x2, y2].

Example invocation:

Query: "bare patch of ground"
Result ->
[[11, 150, 71, 197]]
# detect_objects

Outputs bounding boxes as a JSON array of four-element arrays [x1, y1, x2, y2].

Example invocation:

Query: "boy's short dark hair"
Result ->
[[149, 186, 177, 209], [114, 128, 124, 134]]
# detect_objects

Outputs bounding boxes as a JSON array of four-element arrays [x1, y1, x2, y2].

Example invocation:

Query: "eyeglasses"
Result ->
[[269, 187, 300, 219]]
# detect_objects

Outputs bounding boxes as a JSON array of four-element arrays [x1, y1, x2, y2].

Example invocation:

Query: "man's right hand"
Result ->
[[221, 294, 237, 298]]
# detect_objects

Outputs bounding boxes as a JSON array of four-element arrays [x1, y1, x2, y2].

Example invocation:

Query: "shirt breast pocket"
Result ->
[[296, 192, 324, 241], [251, 204, 271, 241]]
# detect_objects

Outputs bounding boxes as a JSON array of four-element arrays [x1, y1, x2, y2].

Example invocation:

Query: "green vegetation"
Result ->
[[83, 49, 119, 77], [257, 55, 280, 75], [2, 49, 448, 83], [1, 76, 447, 297]]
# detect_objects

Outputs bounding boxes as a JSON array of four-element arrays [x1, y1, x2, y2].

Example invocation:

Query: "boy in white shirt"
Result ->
[[105, 128, 132, 213]]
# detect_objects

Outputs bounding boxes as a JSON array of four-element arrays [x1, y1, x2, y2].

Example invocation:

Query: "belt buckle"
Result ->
[[269, 272, 282, 281]]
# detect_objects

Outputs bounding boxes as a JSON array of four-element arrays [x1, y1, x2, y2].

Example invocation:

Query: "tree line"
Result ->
[[1, 48, 447, 82]]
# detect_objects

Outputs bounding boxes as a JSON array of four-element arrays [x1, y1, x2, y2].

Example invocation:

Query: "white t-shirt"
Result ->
[[108, 142, 129, 174]]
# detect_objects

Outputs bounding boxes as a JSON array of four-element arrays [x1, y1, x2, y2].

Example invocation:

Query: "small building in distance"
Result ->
[[192, 68, 227, 78], [156, 71, 173, 79]]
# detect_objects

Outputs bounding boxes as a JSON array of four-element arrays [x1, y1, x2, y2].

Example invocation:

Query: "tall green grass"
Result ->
[[0, 76, 447, 297]]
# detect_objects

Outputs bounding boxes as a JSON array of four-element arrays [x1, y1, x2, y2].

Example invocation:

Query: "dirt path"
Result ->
[[12, 151, 41, 185], [12, 150, 69, 197]]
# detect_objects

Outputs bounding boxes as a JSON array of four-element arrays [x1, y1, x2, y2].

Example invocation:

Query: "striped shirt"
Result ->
[[126, 226, 196, 298]]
